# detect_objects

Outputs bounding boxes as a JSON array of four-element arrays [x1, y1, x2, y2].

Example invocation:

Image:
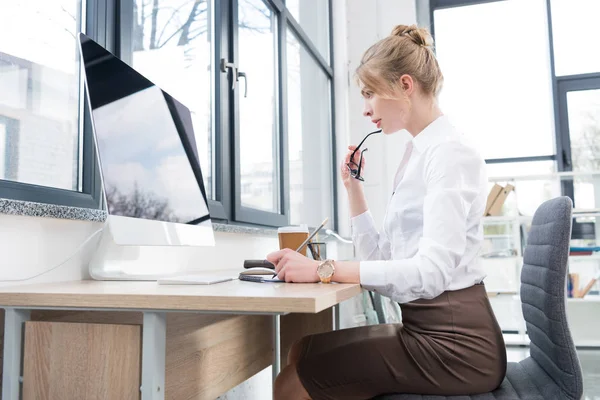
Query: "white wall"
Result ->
[[337, 0, 417, 234]]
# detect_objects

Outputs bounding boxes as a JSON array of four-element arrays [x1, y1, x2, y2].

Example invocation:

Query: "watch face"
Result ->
[[318, 262, 334, 278]]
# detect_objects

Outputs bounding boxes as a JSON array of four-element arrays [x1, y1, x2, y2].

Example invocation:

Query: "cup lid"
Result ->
[[277, 224, 308, 233]]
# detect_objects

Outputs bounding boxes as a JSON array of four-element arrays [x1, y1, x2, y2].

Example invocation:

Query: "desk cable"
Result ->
[[0, 226, 105, 282]]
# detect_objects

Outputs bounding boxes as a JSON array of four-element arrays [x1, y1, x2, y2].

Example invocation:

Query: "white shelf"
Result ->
[[489, 170, 600, 182], [498, 295, 600, 302], [484, 234, 514, 239], [503, 333, 600, 348], [484, 210, 600, 223], [483, 215, 527, 222], [569, 340, 600, 347], [503, 333, 530, 346], [569, 254, 600, 262], [567, 297, 600, 303]]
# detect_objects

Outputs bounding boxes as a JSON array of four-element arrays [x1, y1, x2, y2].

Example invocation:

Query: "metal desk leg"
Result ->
[[272, 314, 281, 383], [2, 308, 30, 400], [141, 312, 166, 400], [333, 305, 340, 331]]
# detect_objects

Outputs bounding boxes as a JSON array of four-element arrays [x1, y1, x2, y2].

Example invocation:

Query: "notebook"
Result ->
[[239, 274, 283, 283], [239, 267, 282, 282]]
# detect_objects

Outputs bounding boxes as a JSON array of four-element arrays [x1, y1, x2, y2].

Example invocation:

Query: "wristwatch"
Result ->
[[317, 259, 336, 283]]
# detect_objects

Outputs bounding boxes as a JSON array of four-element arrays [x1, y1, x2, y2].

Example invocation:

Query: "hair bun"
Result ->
[[391, 24, 433, 49]]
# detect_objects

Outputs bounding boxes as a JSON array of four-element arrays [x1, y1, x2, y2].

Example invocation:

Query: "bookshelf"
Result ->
[[482, 171, 600, 347]]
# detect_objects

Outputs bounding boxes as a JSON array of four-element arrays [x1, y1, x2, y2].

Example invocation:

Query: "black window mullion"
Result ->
[[431, 0, 505, 10], [328, 0, 338, 232], [116, 0, 133, 64], [265, 0, 284, 13], [545, 0, 568, 175], [279, 9, 290, 226], [485, 155, 557, 164], [210, 0, 232, 221], [83, 0, 116, 209]]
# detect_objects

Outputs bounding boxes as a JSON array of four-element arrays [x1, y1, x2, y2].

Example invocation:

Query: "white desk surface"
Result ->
[[0, 279, 363, 314]]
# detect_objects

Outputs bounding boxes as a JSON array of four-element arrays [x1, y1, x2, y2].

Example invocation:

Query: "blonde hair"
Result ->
[[356, 24, 443, 99]]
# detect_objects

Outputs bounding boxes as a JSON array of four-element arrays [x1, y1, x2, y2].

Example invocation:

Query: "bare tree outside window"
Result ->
[[105, 183, 179, 222], [571, 111, 600, 172]]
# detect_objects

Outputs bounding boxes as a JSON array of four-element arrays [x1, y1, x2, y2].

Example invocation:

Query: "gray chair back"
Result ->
[[520, 196, 583, 400]]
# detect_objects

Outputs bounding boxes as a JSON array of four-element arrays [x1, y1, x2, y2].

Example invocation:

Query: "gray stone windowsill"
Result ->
[[0, 198, 278, 236], [212, 223, 277, 236], [0, 198, 108, 223]]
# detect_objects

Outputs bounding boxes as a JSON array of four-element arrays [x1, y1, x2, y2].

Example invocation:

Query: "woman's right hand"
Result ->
[[341, 145, 365, 191]]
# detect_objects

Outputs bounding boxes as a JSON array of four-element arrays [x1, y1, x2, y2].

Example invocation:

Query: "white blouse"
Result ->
[[351, 115, 488, 304]]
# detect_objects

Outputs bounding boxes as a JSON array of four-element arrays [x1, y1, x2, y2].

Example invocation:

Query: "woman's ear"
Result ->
[[399, 74, 414, 96]]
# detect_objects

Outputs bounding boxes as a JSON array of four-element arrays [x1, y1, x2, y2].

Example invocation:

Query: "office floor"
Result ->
[[507, 347, 600, 399]]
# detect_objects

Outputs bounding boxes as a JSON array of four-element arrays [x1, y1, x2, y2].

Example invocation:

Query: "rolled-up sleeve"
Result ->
[[359, 142, 484, 303], [351, 210, 391, 262]]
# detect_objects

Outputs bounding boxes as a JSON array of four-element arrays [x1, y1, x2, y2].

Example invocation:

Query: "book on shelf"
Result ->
[[570, 246, 600, 254], [570, 251, 593, 256], [568, 272, 600, 298], [484, 183, 515, 216]]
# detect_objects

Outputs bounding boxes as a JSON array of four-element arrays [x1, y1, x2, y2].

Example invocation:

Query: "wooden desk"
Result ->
[[0, 280, 362, 400]]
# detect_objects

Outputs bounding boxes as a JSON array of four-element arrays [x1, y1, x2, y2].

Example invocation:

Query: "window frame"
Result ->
[[0, 0, 105, 210], [0, 0, 337, 230], [116, 0, 336, 228], [555, 74, 600, 239], [230, 0, 336, 228]]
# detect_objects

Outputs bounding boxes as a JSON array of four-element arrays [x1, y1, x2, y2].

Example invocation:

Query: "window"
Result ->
[[118, 0, 335, 228], [557, 78, 600, 234], [286, 30, 333, 226], [237, 0, 279, 213], [126, 0, 214, 200], [551, 0, 600, 77], [286, 0, 330, 64], [1, 0, 335, 228], [0, 1, 82, 191], [431, 0, 600, 238], [230, 0, 335, 227], [434, 0, 555, 160], [0, 116, 18, 181]]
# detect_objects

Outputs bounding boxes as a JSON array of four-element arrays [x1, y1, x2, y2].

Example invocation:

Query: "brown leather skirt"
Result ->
[[296, 283, 507, 399]]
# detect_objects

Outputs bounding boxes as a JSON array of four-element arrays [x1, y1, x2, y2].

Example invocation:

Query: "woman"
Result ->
[[267, 24, 506, 400]]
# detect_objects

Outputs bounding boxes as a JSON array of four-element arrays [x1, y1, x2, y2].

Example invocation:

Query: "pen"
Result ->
[[295, 218, 329, 253]]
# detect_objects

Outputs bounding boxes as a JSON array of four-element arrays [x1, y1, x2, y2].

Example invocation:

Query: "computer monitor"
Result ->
[[78, 33, 215, 279]]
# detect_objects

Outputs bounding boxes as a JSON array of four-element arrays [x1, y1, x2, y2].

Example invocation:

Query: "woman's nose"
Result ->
[[363, 105, 372, 117]]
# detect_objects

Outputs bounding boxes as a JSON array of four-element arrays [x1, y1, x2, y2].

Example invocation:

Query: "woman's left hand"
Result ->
[[266, 248, 320, 283]]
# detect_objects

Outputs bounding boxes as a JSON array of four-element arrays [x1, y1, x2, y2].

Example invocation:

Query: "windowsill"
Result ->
[[0, 198, 278, 237], [212, 222, 278, 237], [0, 198, 108, 223]]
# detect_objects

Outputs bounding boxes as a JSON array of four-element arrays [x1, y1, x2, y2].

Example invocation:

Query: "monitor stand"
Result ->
[[88, 215, 215, 280]]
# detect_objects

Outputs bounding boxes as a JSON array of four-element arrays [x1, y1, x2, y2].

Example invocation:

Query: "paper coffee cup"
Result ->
[[278, 225, 309, 256]]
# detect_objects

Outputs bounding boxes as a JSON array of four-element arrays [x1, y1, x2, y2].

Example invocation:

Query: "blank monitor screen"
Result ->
[[78, 34, 211, 225]]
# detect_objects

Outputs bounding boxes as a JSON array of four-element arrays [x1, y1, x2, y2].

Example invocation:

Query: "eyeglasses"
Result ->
[[346, 129, 382, 181]]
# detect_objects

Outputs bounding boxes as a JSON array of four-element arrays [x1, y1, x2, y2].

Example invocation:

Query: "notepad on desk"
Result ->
[[239, 267, 283, 282], [239, 274, 283, 283]]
